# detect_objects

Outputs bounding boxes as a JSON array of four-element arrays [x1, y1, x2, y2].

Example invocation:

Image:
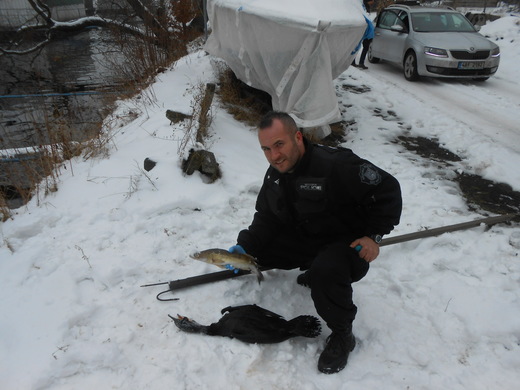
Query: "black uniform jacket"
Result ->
[[237, 140, 402, 257]]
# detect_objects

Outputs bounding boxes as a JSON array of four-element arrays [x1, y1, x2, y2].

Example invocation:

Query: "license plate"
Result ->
[[458, 61, 485, 70]]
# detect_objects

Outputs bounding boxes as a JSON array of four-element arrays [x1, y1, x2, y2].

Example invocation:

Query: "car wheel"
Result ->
[[403, 51, 420, 81], [368, 43, 380, 64]]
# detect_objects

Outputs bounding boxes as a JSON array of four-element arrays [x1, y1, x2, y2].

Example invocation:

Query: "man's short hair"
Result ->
[[259, 111, 298, 134]]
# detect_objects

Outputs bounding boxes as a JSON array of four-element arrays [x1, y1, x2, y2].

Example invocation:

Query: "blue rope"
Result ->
[[0, 91, 122, 99], [1, 156, 39, 163]]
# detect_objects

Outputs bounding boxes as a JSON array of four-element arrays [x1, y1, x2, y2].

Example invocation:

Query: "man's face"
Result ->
[[258, 119, 305, 173]]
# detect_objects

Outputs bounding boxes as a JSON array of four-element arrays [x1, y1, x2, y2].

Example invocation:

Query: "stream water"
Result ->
[[0, 29, 131, 208], [0, 29, 125, 150]]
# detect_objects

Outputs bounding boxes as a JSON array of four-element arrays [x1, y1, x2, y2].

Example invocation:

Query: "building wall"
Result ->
[[46, 0, 84, 5], [50, 4, 87, 21], [0, 0, 86, 30], [0, 0, 38, 30]]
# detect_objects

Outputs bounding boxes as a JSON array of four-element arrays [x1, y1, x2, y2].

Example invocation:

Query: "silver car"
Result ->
[[368, 5, 500, 81]]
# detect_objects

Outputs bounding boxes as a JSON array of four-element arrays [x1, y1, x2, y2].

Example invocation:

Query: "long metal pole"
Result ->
[[142, 213, 517, 295], [380, 213, 516, 247]]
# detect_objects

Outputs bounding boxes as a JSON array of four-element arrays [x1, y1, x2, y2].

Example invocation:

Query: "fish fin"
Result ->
[[251, 266, 264, 284]]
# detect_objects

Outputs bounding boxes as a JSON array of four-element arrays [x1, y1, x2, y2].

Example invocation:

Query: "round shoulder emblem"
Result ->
[[359, 163, 382, 185]]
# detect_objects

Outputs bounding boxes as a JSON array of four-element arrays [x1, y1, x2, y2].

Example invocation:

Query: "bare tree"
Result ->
[[0, 0, 202, 56]]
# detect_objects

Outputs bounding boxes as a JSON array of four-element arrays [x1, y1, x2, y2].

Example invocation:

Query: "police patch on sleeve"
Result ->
[[359, 163, 382, 185]]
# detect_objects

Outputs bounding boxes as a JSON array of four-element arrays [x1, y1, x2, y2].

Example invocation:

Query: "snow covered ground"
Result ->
[[1, 12, 520, 390]]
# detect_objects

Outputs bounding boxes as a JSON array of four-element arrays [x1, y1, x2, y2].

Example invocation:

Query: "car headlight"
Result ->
[[491, 47, 500, 57], [424, 47, 448, 57]]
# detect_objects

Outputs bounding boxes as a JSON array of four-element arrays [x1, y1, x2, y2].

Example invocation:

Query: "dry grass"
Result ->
[[216, 64, 272, 127], [0, 149, 55, 210], [215, 63, 347, 145], [0, 192, 10, 222], [178, 83, 205, 155], [376, 0, 396, 13], [0, 90, 122, 211], [303, 122, 348, 146]]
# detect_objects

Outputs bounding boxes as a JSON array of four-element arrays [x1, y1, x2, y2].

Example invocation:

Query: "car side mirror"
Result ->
[[474, 25, 481, 32], [390, 24, 406, 33]]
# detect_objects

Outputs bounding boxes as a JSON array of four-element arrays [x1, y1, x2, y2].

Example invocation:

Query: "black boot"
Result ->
[[318, 329, 356, 374]]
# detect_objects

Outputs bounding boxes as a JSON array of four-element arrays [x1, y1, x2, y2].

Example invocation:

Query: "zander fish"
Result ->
[[190, 248, 264, 283]]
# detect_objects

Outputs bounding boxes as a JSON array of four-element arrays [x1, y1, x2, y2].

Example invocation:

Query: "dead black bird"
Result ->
[[169, 304, 321, 344]]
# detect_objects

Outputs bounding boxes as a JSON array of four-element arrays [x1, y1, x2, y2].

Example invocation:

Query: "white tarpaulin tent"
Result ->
[[204, 0, 368, 128]]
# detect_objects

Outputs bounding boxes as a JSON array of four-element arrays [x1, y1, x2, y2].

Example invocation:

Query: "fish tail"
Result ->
[[288, 315, 322, 338], [251, 266, 264, 284]]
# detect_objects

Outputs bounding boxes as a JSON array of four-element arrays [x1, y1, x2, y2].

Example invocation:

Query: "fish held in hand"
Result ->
[[190, 248, 264, 283], [169, 304, 321, 344]]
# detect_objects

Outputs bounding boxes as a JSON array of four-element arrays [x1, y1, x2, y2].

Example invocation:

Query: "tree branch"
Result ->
[[2, 1, 169, 57], [0, 15, 155, 56], [28, 0, 53, 26], [124, 0, 169, 38], [0, 36, 51, 56]]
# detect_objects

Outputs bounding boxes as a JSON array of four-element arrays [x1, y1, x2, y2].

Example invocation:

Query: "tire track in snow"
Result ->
[[364, 66, 520, 154]]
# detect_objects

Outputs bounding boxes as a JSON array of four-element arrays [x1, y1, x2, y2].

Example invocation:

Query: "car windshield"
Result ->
[[411, 12, 476, 33]]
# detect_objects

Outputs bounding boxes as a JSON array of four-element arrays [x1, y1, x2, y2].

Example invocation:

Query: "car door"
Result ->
[[373, 9, 410, 63]]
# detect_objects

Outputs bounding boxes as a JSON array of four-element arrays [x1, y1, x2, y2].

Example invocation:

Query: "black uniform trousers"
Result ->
[[255, 232, 370, 333]]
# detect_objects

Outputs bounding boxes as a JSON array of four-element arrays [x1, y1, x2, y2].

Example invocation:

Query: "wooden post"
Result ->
[[196, 83, 216, 144]]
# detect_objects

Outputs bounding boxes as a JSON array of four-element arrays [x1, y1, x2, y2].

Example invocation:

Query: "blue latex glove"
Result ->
[[228, 245, 246, 254], [224, 264, 240, 274], [226, 245, 246, 274]]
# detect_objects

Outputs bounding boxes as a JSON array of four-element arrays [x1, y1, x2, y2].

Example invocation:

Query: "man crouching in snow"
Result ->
[[229, 111, 402, 374]]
